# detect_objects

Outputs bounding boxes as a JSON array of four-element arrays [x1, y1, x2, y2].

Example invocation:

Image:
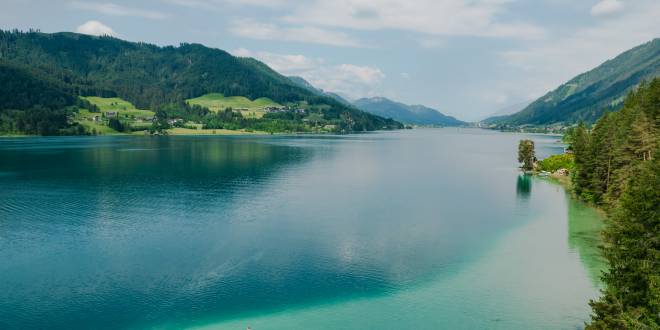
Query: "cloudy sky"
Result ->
[[1, 0, 658, 120]]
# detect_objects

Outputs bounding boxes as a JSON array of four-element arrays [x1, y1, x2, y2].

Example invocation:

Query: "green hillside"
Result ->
[[485, 38, 660, 126], [186, 93, 280, 118], [0, 30, 402, 135], [0, 61, 89, 135], [73, 97, 155, 134]]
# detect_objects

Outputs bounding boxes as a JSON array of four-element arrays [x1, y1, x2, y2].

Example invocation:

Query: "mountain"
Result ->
[[0, 62, 76, 111], [0, 30, 402, 134], [287, 76, 352, 106], [485, 38, 660, 126], [353, 97, 465, 126]]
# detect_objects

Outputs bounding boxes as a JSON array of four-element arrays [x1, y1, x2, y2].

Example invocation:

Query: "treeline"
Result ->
[[0, 61, 97, 135], [569, 79, 658, 206], [0, 30, 401, 133], [567, 79, 659, 329], [146, 101, 400, 134]]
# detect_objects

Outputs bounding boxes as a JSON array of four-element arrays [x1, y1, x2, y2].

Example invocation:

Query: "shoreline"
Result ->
[[0, 127, 398, 138], [536, 171, 608, 218]]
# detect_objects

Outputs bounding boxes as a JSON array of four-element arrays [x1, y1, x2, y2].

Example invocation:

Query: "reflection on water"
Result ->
[[567, 197, 607, 286], [516, 174, 532, 199]]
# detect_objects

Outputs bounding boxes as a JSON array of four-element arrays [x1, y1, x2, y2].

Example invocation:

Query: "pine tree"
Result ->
[[628, 111, 655, 161], [587, 156, 660, 329], [572, 122, 593, 200], [588, 114, 617, 204]]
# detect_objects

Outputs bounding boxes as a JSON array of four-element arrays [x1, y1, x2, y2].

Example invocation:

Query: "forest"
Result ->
[[0, 30, 402, 135], [565, 79, 659, 329]]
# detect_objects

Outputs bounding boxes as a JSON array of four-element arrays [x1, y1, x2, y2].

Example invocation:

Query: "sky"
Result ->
[[1, 0, 658, 121]]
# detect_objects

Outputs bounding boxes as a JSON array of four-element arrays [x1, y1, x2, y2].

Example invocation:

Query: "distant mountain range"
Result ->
[[484, 38, 660, 126], [288, 75, 464, 126], [353, 97, 465, 126]]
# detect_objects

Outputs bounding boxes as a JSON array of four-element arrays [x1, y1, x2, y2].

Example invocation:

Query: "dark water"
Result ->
[[0, 129, 602, 329]]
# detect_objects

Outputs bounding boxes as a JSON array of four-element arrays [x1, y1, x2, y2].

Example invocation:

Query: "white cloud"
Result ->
[[173, 0, 544, 47], [336, 64, 385, 85], [282, 0, 546, 40], [417, 37, 447, 49], [229, 20, 363, 47], [71, 2, 168, 20], [234, 48, 321, 72], [76, 20, 116, 36], [590, 0, 625, 17], [166, 0, 290, 9], [233, 49, 384, 98], [500, 0, 659, 100]]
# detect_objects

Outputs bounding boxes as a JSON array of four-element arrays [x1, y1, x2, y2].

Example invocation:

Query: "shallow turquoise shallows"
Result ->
[[0, 129, 605, 329]]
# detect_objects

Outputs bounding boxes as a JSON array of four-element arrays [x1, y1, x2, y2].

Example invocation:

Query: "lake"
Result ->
[[0, 128, 605, 329]]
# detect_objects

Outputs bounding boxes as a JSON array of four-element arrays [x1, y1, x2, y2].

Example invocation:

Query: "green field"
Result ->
[[186, 93, 281, 118], [82, 97, 155, 118], [74, 109, 121, 134], [74, 97, 156, 134]]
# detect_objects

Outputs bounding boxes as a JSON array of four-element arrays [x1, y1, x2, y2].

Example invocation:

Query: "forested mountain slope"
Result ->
[[565, 78, 659, 329], [485, 38, 660, 126], [0, 30, 401, 134]]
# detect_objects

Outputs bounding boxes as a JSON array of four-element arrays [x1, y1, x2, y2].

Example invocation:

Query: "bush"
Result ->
[[537, 153, 574, 172]]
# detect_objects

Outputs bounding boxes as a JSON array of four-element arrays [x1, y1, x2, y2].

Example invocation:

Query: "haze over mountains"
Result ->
[[485, 38, 660, 126], [353, 97, 465, 126], [287, 76, 352, 106]]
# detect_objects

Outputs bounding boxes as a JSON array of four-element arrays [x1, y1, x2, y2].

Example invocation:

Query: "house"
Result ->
[[106, 111, 118, 118], [167, 118, 183, 125], [264, 106, 285, 113]]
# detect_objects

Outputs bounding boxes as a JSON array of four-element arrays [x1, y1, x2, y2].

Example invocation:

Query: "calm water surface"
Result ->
[[0, 129, 604, 329]]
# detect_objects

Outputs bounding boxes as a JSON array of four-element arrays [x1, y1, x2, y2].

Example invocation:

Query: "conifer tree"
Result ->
[[587, 156, 660, 329]]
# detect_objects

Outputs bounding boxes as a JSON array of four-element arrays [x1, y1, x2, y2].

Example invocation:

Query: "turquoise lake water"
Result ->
[[0, 128, 604, 329]]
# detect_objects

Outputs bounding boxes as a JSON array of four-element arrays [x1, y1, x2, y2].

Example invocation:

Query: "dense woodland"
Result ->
[[0, 61, 99, 135], [0, 30, 401, 135], [565, 79, 659, 329]]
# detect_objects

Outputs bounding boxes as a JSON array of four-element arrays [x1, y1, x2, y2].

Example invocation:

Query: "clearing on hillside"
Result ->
[[74, 97, 156, 134], [186, 93, 281, 118]]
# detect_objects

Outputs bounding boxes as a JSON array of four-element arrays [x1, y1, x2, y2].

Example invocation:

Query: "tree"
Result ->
[[518, 139, 536, 171], [587, 157, 660, 329], [572, 79, 660, 328], [149, 110, 170, 134], [108, 118, 124, 132], [572, 122, 593, 201], [588, 114, 617, 204]]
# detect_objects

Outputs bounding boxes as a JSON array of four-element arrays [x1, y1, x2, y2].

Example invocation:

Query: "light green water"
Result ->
[[193, 181, 605, 330]]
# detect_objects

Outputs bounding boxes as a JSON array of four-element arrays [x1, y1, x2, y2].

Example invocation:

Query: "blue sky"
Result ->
[[1, 0, 658, 121]]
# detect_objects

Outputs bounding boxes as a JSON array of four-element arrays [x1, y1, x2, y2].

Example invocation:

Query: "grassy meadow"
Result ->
[[186, 93, 281, 118], [73, 97, 155, 134]]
